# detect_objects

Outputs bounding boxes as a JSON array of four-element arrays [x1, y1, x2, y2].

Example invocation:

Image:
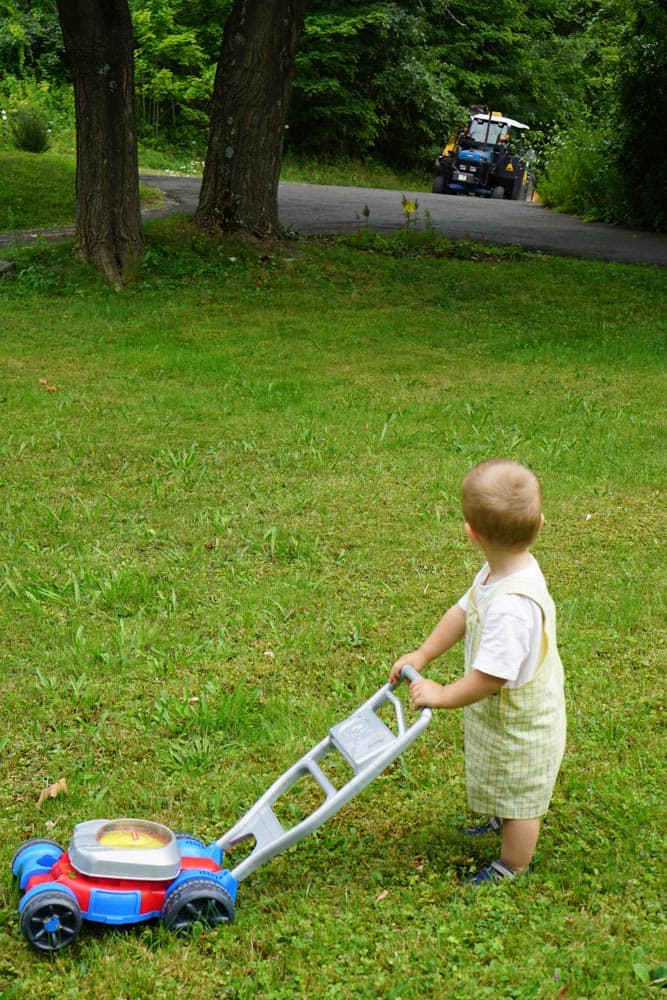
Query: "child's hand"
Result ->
[[408, 676, 443, 709], [389, 651, 426, 685]]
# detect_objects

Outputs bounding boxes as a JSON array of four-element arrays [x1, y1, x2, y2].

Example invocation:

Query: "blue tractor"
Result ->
[[433, 110, 535, 201]]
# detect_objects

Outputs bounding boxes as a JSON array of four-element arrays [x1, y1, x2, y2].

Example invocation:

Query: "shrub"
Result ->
[[539, 121, 627, 224], [10, 105, 51, 153]]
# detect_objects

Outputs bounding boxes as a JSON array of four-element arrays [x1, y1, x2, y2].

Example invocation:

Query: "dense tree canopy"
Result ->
[[0, 0, 64, 78], [615, 0, 667, 228], [0, 0, 650, 157], [285, 0, 601, 165]]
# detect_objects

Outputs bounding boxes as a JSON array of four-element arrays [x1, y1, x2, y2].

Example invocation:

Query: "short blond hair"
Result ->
[[462, 458, 543, 548]]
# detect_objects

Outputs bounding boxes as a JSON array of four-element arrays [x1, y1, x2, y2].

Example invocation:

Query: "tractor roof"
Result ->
[[470, 113, 530, 131]]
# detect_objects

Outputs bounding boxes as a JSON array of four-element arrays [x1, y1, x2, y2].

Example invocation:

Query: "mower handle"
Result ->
[[398, 664, 421, 685], [394, 663, 430, 716], [219, 661, 433, 883]]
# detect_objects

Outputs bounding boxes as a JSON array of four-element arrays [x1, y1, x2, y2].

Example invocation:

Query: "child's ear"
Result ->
[[464, 521, 479, 544]]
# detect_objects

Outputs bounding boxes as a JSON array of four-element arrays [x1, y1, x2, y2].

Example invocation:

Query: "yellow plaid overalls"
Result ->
[[463, 575, 566, 818]]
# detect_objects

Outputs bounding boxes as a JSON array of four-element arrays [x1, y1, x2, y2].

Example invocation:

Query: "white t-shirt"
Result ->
[[457, 556, 545, 688]]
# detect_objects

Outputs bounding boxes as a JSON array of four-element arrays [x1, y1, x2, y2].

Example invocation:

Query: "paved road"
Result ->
[[140, 174, 667, 267], [2, 174, 665, 267]]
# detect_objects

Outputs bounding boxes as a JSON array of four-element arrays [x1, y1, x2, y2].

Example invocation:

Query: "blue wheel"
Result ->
[[162, 877, 235, 932], [20, 887, 82, 952], [12, 838, 64, 883]]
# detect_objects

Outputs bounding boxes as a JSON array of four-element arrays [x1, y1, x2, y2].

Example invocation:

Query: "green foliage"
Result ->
[[0, 0, 64, 79], [541, 0, 667, 230], [289, 1, 508, 165], [539, 120, 626, 223], [615, 0, 667, 230], [0, 76, 74, 155], [289, 6, 395, 156], [9, 104, 50, 152], [130, 0, 229, 144], [287, 0, 625, 170], [132, 3, 214, 141]]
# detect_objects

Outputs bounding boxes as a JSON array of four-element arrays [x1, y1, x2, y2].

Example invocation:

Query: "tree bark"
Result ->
[[194, 0, 309, 238], [56, 0, 143, 285]]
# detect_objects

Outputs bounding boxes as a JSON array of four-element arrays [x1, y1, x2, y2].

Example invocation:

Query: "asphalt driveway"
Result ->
[[140, 175, 667, 267], [2, 175, 666, 267]]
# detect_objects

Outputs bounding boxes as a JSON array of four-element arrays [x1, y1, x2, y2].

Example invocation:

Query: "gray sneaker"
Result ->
[[466, 859, 530, 885]]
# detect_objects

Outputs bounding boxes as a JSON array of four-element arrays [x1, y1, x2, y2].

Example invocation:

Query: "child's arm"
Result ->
[[389, 604, 466, 683], [409, 668, 505, 709]]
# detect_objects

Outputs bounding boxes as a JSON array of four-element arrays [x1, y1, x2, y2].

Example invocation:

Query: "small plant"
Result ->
[[400, 193, 419, 229], [11, 106, 51, 153], [354, 202, 371, 232]]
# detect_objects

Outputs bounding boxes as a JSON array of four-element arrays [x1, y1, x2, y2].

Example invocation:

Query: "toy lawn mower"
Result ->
[[13, 666, 430, 951]]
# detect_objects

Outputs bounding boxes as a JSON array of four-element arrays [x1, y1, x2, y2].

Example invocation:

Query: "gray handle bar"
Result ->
[[218, 664, 432, 882], [398, 663, 422, 686]]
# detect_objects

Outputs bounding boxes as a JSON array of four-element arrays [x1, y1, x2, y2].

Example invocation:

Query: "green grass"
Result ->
[[0, 214, 665, 998], [0, 152, 165, 232], [280, 152, 429, 192], [0, 151, 77, 230], [131, 147, 426, 192]]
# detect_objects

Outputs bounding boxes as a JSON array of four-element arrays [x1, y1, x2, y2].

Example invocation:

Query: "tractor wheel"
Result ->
[[20, 888, 82, 952], [492, 185, 506, 199], [162, 877, 235, 932], [432, 175, 446, 194]]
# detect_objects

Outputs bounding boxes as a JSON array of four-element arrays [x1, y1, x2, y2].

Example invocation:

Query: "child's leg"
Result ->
[[500, 818, 540, 872]]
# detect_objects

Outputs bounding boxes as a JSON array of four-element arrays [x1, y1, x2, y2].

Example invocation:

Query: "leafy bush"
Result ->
[[10, 105, 51, 153], [11, 105, 51, 153], [539, 121, 627, 224], [0, 76, 75, 154]]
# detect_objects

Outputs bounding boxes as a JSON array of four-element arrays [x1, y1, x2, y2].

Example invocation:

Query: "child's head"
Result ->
[[462, 458, 543, 549]]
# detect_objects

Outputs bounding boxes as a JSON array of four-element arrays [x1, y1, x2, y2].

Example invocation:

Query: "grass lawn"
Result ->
[[0, 151, 77, 230], [0, 215, 665, 998], [0, 151, 167, 232]]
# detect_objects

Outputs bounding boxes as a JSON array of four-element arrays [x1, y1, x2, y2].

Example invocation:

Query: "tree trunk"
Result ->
[[56, 0, 143, 285], [194, 0, 309, 238]]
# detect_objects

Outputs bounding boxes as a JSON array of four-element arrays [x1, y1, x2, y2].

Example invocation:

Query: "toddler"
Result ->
[[390, 458, 566, 884]]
